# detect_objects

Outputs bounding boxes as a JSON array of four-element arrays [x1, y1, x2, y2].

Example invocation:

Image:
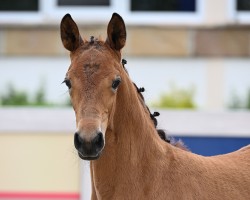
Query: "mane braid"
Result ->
[[121, 59, 171, 144], [90, 36, 95, 44]]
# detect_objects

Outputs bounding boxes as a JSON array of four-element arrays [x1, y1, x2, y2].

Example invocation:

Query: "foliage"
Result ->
[[228, 89, 250, 110], [0, 84, 29, 106], [152, 84, 196, 109], [247, 89, 250, 110], [34, 84, 46, 105], [228, 91, 244, 109], [0, 83, 69, 107]]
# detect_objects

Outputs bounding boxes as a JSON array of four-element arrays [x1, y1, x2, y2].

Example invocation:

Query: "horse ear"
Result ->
[[60, 14, 83, 52], [106, 13, 126, 51]]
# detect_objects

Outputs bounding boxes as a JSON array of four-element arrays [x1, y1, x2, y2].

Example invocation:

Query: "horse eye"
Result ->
[[63, 79, 71, 89], [112, 78, 121, 90]]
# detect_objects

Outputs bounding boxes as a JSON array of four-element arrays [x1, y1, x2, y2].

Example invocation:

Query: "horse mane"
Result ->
[[121, 59, 189, 151]]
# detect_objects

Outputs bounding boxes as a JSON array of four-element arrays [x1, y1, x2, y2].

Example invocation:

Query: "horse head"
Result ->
[[60, 13, 126, 160]]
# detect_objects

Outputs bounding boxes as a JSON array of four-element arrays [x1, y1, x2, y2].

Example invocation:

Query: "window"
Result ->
[[235, 0, 250, 24], [58, 0, 110, 6], [0, 0, 42, 25], [237, 0, 250, 11], [131, 0, 196, 12], [126, 0, 202, 25], [0, 0, 39, 12]]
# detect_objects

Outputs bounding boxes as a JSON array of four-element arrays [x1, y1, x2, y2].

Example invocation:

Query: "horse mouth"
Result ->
[[78, 151, 101, 160]]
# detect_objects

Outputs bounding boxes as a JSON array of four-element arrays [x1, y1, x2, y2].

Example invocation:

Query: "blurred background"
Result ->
[[0, 0, 250, 199]]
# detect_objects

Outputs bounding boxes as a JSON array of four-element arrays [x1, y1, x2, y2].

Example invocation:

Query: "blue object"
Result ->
[[174, 135, 250, 156]]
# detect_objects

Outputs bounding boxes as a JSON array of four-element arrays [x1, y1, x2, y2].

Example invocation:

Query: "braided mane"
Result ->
[[121, 59, 189, 151]]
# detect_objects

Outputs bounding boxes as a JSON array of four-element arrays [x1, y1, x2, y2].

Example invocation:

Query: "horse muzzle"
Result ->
[[74, 131, 104, 160]]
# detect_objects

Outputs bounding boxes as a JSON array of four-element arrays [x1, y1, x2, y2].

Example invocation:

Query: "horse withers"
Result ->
[[60, 13, 250, 200]]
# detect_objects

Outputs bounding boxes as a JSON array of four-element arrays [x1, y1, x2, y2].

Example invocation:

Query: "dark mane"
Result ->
[[121, 59, 189, 151], [90, 36, 95, 44]]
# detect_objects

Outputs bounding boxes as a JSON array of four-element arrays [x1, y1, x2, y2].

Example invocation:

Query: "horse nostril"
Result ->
[[74, 132, 83, 150], [93, 132, 104, 150]]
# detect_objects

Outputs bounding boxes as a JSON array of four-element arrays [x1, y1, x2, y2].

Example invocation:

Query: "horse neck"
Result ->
[[116, 78, 164, 157]]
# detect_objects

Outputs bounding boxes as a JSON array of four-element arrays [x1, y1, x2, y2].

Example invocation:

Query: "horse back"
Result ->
[[170, 145, 250, 200], [204, 144, 250, 199]]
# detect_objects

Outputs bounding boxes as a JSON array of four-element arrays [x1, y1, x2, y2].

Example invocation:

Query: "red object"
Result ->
[[0, 191, 80, 199]]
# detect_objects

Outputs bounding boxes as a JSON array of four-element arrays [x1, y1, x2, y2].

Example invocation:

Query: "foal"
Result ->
[[60, 13, 250, 200]]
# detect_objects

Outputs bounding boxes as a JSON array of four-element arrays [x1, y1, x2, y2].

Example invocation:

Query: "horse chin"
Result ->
[[78, 152, 101, 161]]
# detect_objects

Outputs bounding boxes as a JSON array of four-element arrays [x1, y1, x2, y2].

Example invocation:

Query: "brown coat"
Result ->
[[60, 13, 250, 200]]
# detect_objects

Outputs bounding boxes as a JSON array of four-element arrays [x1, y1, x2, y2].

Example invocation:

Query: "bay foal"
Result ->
[[60, 13, 250, 200]]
